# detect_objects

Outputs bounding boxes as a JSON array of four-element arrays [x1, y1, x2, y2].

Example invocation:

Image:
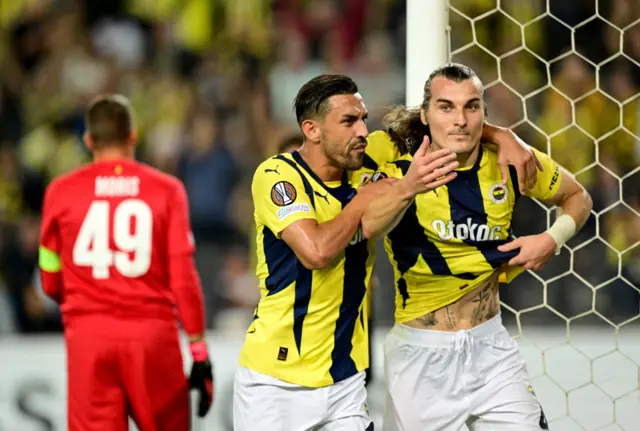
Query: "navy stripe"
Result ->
[[292, 261, 312, 355], [446, 161, 517, 268], [366, 422, 374, 431], [329, 185, 368, 383], [386, 160, 476, 305], [263, 227, 297, 296], [262, 226, 313, 355], [274, 155, 316, 208], [508, 165, 522, 201], [271, 155, 316, 354], [389, 202, 459, 276], [330, 235, 368, 382], [362, 153, 378, 170], [391, 159, 411, 175], [397, 277, 410, 308]]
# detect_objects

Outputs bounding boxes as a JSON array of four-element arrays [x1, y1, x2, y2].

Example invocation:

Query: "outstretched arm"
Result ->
[[360, 180, 416, 239]]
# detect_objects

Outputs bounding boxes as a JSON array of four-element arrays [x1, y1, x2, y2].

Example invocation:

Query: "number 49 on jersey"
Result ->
[[73, 199, 153, 279]]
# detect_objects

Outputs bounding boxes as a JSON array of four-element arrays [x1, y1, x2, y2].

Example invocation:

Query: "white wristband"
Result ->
[[546, 214, 576, 255]]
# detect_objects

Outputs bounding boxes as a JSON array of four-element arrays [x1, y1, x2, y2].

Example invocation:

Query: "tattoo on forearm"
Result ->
[[416, 312, 438, 327]]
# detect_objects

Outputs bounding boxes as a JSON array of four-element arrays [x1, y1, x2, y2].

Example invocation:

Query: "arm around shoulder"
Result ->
[[361, 178, 415, 239], [252, 159, 360, 270], [280, 199, 364, 270]]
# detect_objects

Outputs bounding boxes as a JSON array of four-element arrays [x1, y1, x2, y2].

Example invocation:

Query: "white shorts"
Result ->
[[233, 366, 374, 431], [383, 314, 548, 431]]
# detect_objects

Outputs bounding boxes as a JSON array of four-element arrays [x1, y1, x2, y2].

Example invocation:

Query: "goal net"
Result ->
[[444, 1, 640, 429]]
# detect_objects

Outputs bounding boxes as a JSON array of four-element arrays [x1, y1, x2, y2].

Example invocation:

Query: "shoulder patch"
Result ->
[[271, 181, 297, 206]]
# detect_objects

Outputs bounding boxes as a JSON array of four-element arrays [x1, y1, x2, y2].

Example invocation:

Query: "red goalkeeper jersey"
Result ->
[[39, 159, 205, 336]]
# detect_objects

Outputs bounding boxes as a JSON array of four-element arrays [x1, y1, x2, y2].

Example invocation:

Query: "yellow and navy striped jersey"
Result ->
[[377, 144, 562, 323], [240, 150, 381, 388]]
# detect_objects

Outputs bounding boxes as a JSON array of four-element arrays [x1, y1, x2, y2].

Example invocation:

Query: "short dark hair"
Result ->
[[85, 94, 134, 148], [294, 75, 358, 126]]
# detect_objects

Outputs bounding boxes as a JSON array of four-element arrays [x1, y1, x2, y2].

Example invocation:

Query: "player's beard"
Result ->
[[322, 133, 366, 171]]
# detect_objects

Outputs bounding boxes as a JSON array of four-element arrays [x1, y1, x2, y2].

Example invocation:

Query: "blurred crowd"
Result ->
[[0, 0, 638, 335]]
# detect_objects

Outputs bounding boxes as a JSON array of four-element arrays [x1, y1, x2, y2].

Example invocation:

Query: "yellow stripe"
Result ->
[[39, 246, 61, 272]]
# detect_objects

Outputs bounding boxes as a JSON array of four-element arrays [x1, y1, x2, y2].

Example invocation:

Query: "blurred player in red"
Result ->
[[38, 94, 214, 431]]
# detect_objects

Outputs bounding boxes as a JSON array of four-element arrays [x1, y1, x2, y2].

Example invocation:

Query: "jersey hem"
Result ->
[[237, 358, 365, 389], [394, 269, 500, 323]]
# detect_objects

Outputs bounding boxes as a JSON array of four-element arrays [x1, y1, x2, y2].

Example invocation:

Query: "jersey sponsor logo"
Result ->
[[360, 171, 388, 185], [489, 183, 508, 204], [276, 203, 311, 220], [271, 181, 297, 206], [349, 227, 366, 245], [432, 218, 502, 241]]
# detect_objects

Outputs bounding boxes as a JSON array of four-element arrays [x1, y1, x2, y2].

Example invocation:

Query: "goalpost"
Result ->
[[407, 1, 640, 429], [406, 0, 448, 105]]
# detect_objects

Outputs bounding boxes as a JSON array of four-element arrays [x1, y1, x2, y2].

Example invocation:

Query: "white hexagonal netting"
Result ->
[[447, 1, 640, 429]]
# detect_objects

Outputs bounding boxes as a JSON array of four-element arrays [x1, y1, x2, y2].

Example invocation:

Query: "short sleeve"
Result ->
[[527, 147, 563, 201], [252, 158, 317, 237]]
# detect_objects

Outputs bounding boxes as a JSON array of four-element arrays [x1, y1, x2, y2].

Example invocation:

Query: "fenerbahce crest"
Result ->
[[489, 183, 508, 204]]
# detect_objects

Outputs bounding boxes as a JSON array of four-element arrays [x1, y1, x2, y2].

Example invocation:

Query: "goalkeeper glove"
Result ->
[[188, 340, 214, 417]]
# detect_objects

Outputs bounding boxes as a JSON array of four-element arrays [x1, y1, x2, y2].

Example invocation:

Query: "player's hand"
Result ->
[[401, 135, 458, 196], [497, 233, 557, 271], [495, 129, 543, 195], [188, 341, 214, 417]]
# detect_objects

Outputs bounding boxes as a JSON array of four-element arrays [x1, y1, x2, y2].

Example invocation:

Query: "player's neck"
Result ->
[[297, 146, 343, 182], [456, 146, 480, 169], [430, 142, 480, 169], [93, 148, 134, 163]]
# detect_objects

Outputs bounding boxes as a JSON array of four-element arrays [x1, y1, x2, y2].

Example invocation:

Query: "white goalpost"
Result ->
[[406, 0, 448, 105], [406, 0, 640, 430]]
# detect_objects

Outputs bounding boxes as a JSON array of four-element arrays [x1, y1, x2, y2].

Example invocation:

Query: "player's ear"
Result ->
[[420, 108, 428, 126], [83, 132, 94, 151], [129, 130, 138, 146], [301, 119, 321, 143]]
